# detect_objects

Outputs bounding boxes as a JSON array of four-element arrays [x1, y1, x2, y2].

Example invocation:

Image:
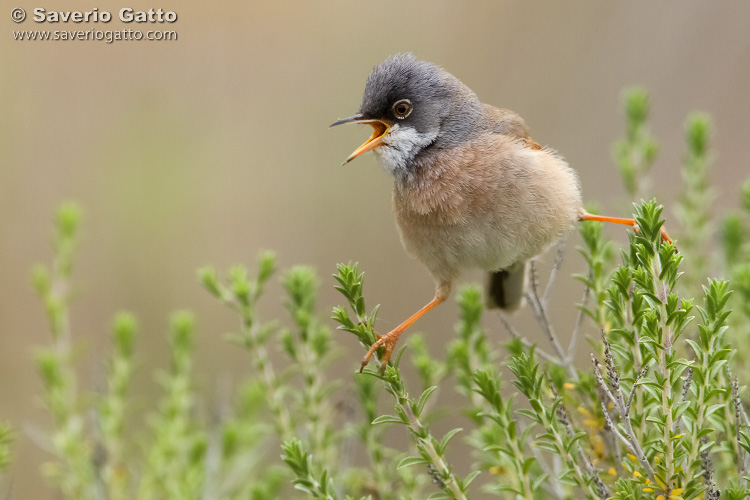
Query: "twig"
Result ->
[[529, 445, 565, 499], [599, 401, 631, 450], [599, 391, 625, 475], [592, 355, 656, 481], [701, 434, 720, 500], [729, 370, 747, 478], [550, 378, 611, 499], [679, 367, 694, 403], [566, 287, 590, 363], [526, 261, 576, 380], [592, 356, 619, 408], [497, 311, 557, 363], [675, 367, 693, 432], [543, 239, 567, 307], [626, 366, 648, 416]]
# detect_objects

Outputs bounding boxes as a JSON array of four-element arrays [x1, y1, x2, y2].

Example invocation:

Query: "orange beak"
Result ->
[[330, 114, 391, 165]]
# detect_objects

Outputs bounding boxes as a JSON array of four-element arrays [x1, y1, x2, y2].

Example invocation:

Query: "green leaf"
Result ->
[[413, 385, 438, 417], [396, 456, 430, 469], [462, 470, 481, 488], [437, 428, 463, 455], [372, 414, 406, 426]]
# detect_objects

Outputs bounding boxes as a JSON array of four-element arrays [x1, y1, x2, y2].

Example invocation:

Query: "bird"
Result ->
[[331, 54, 671, 373]]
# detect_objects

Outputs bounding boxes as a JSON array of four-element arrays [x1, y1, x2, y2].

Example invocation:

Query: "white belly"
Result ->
[[396, 213, 557, 282]]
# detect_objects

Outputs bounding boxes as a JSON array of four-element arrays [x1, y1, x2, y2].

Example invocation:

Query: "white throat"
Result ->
[[373, 124, 437, 180]]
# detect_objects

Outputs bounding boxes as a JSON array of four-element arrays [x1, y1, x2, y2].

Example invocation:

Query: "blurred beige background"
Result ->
[[2, 1, 750, 497]]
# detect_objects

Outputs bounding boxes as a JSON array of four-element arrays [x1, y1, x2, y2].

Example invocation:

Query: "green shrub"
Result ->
[[5, 90, 750, 499]]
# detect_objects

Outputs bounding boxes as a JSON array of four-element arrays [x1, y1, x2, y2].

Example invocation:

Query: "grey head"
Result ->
[[331, 54, 483, 180]]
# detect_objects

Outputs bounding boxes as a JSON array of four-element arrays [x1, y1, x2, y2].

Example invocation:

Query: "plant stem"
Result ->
[[527, 261, 578, 380], [401, 403, 468, 500]]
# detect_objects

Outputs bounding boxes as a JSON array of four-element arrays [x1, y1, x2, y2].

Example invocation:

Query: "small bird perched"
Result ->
[[331, 54, 669, 373]]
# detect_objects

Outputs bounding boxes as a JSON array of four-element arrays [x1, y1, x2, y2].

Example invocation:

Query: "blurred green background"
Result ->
[[2, 1, 750, 496]]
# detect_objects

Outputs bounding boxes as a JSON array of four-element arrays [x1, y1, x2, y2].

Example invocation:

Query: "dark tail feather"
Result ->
[[486, 261, 526, 311]]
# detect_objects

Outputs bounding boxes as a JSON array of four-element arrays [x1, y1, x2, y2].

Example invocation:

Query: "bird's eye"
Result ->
[[392, 99, 412, 119]]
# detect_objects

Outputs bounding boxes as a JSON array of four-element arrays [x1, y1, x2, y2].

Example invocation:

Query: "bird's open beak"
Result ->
[[330, 114, 391, 165]]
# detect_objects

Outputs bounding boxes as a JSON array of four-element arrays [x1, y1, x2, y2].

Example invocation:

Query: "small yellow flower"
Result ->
[[670, 488, 684, 500], [608, 467, 616, 476], [489, 465, 506, 475], [564, 382, 575, 390], [577, 407, 593, 418], [656, 496, 666, 500], [627, 454, 637, 462], [633, 471, 642, 478], [643, 488, 654, 493]]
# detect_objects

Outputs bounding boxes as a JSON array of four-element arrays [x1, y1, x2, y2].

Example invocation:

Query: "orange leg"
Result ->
[[361, 296, 444, 373], [578, 211, 673, 244]]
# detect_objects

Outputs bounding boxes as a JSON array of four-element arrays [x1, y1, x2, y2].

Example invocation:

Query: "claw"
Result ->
[[380, 356, 389, 374], [357, 295, 445, 374], [360, 333, 394, 373], [660, 226, 674, 245], [632, 223, 675, 247]]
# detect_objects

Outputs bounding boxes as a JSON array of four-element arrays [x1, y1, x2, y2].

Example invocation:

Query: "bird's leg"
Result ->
[[360, 297, 443, 373], [578, 210, 673, 244], [360, 282, 451, 374]]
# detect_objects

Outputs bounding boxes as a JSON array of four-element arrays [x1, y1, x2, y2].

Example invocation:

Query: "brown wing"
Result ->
[[482, 104, 542, 150]]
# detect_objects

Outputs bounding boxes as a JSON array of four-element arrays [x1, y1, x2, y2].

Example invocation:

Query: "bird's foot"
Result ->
[[358, 295, 445, 374], [360, 329, 403, 374], [659, 226, 673, 245]]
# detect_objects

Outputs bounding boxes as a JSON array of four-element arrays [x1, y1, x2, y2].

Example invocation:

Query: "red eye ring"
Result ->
[[392, 99, 412, 119]]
